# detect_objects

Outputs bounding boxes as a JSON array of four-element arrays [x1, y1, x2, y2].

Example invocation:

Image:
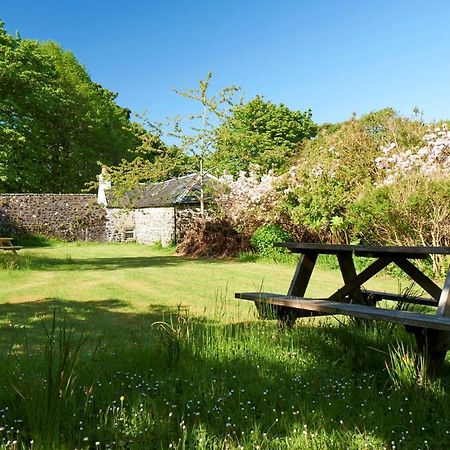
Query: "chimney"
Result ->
[[97, 166, 111, 206]]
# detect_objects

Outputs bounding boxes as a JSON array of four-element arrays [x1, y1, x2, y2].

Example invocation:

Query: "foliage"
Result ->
[[151, 313, 191, 368], [11, 311, 91, 449], [385, 341, 429, 390], [212, 96, 318, 175], [250, 224, 292, 258], [99, 73, 239, 212], [282, 167, 352, 243], [101, 123, 196, 204], [217, 169, 282, 235], [0, 22, 136, 193], [280, 109, 428, 242], [349, 177, 450, 274], [375, 123, 450, 185], [168, 72, 240, 215], [345, 115, 450, 275]]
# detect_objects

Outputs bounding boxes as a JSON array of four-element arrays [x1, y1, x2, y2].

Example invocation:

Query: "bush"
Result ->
[[250, 224, 292, 258], [279, 109, 426, 243], [176, 218, 250, 258], [349, 178, 450, 276]]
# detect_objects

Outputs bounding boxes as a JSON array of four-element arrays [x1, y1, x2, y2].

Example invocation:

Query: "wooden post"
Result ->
[[337, 253, 365, 304], [437, 268, 450, 315], [413, 268, 450, 377], [276, 252, 318, 327]]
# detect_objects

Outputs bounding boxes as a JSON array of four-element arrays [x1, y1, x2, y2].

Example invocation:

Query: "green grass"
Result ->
[[0, 242, 449, 449]]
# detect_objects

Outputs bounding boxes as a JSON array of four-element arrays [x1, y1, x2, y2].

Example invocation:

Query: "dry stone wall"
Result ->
[[0, 194, 106, 241]]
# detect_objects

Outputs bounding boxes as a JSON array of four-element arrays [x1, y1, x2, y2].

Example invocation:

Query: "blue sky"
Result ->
[[2, 0, 450, 125]]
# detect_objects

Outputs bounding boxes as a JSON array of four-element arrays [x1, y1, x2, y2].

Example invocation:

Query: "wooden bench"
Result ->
[[0, 237, 22, 254], [236, 243, 450, 376], [236, 292, 450, 331], [361, 289, 437, 307]]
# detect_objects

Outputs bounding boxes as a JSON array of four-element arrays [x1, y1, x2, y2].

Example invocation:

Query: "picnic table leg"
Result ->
[[336, 253, 368, 304], [407, 327, 449, 379], [407, 269, 450, 378], [276, 251, 317, 328]]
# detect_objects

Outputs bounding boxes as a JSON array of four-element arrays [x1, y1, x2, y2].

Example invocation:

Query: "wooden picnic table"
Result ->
[[236, 243, 450, 375], [0, 237, 23, 254]]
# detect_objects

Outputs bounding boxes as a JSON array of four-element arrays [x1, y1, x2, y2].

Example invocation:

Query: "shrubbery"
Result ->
[[349, 178, 450, 275], [176, 108, 449, 276], [280, 109, 428, 242], [176, 218, 250, 258], [250, 224, 292, 258]]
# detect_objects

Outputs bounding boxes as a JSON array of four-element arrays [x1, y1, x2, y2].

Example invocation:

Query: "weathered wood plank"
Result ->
[[327, 257, 392, 301], [288, 252, 317, 296], [362, 290, 437, 307], [437, 269, 450, 316], [0, 246, 22, 253], [235, 292, 450, 331], [337, 253, 365, 304], [276, 243, 450, 257], [393, 258, 442, 300]]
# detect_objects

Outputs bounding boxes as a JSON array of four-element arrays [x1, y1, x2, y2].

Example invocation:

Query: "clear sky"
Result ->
[[2, 0, 450, 125]]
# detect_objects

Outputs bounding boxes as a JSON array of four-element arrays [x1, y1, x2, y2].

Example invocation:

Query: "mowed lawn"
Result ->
[[1, 241, 402, 345]]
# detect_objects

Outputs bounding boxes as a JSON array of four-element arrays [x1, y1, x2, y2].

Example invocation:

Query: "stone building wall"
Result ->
[[134, 207, 176, 246], [104, 204, 202, 246], [105, 208, 135, 242], [0, 194, 106, 241], [0, 194, 205, 245]]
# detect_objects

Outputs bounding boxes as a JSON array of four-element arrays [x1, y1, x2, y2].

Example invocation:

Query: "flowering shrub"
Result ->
[[280, 160, 351, 243], [375, 125, 450, 185], [217, 168, 282, 235]]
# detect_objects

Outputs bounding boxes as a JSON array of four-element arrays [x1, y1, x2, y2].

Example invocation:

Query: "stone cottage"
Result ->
[[99, 173, 218, 246]]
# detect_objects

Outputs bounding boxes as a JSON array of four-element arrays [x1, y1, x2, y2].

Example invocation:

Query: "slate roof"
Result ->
[[106, 173, 218, 208]]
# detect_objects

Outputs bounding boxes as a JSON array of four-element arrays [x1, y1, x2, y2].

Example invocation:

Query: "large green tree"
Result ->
[[211, 96, 318, 175], [0, 23, 136, 193]]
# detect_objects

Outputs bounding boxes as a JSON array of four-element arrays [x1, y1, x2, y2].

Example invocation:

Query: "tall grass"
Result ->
[[0, 243, 449, 448], [1, 307, 449, 449], [9, 311, 94, 449]]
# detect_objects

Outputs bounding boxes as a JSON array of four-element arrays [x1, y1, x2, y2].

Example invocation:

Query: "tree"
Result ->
[[168, 72, 240, 216], [211, 96, 318, 176], [0, 22, 136, 193], [102, 122, 196, 203]]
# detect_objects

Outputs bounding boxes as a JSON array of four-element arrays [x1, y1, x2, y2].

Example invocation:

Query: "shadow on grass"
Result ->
[[16, 254, 230, 271], [0, 298, 449, 448], [0, 297, 183, 352], [12, 233, 56, 248]]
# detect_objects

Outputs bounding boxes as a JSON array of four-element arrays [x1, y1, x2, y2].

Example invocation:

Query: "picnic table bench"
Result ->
[[235, 243, 450, 375], [0, 237, 22, 254]]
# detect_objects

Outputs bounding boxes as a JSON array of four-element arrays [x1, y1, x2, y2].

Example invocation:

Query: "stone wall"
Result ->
[[104, 204, 202, 246], [134, 207, 176, 246], [0, 194, 106, 241], [105, 208, 135, 242]]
